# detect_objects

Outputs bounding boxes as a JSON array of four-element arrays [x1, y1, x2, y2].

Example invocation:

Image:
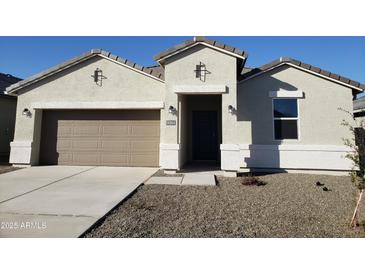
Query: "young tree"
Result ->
[[340, 108, 365, 228]]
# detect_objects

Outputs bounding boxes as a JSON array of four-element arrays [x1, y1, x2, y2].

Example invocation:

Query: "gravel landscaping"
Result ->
[[85, 173, 365, 238], [0, 165, 20, 174]]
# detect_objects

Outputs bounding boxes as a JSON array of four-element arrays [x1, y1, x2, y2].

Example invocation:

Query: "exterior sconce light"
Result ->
[[22, 108, 32, 118], [91, 68, 106, 86], [194, 62, 210, 82], [93, 68, 102, 82], [228, 105, 235, 114], [168, 105, 176, 114]]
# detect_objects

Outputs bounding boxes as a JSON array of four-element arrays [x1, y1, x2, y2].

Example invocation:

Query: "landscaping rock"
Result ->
[[85, 173, 365, 238]]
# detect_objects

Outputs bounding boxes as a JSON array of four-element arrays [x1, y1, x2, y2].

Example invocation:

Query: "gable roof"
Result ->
[[5, 49, 165, 94], [0, 73, 22, 97], [154, 37, 248, 66], [239, 57, 365, 92]]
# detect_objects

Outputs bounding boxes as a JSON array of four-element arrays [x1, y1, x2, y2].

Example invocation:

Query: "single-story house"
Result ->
[[0, 73, 21, 163], [5, 37, 365, 176]]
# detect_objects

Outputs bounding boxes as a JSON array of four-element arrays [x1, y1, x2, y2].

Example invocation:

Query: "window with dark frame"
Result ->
[[273, 99, 298, 140]]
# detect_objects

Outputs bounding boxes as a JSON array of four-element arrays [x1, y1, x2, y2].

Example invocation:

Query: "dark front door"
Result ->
[[192, 111, 218, 161]]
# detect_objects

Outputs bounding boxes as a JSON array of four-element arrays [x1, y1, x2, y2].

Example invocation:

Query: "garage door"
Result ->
[[39, 110, 160, 167]]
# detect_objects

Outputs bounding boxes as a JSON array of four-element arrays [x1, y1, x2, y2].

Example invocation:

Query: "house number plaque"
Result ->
[[166, 120, 176, 126]]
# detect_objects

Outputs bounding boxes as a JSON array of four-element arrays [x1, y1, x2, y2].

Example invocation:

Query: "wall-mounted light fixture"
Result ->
[[22, 108, 32, 118], [228, 105, 235, 114], [194, 62, 210, 82], [91, 68, 106, 86], [168, 105, 176, 114]]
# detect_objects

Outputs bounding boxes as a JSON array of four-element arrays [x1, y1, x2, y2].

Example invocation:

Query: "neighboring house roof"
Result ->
[[154, 36, 248, 65], [353, 96, 365, 112], [0, 72, 22, 97], [239, 57, 365, 92], [5, 49, 165, 94]]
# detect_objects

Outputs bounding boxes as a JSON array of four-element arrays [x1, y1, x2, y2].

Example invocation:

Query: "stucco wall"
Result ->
[[11, 56, 165, 165], [0, 96, 17, 162], [232, 65, 354, 172], [237, 65, 354, 146], [160, 45, 237, 169]]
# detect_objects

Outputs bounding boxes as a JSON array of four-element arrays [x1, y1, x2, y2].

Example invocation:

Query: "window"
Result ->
[[273, 99, 298, 140]]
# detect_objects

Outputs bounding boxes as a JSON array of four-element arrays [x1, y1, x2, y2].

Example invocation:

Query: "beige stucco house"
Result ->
[[0, 73, 21, 163], [5, 37, 365, 176]]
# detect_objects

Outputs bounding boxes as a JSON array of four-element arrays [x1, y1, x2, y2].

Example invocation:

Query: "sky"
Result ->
[[0, 36, 364, 85]]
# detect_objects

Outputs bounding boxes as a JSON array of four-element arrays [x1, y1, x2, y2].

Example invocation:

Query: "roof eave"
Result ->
[[155, 41, 248, 66], [239, 62, 365, 92], [5, 51, 97, 94], [6, 49, 165, 94]]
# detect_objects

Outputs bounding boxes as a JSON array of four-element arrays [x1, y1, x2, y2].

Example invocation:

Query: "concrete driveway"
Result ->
[[0, 166, 157, 238]]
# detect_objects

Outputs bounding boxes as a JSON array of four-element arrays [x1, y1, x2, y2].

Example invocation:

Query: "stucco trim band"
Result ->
[[159, 144, 180, 170], [9, 141, 32, 164], [31, 101, 164, 110], [220, 144, 241, 171], [174, 85, 227, 94], [269, 90, 304, 98], [238, 144, 352, 152], [239, 144, 353, 171]]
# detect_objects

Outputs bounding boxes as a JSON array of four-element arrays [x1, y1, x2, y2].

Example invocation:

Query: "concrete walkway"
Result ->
[[0, 166, 157, 238], [145, 174, 216, 186]]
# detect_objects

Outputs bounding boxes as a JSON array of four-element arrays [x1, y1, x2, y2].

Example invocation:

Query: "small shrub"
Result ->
[[241, 176, 266, 186]]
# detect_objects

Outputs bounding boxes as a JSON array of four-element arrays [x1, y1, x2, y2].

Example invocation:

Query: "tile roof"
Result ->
[[239, 57, 365, 91], [154, 36, 248, 63], [0, 73, 22, 96], [6, 49, 165, 94], [353, 96, 365, 111]]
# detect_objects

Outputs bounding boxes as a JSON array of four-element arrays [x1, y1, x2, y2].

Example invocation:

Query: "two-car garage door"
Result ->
[[39, 110, 160, 167]]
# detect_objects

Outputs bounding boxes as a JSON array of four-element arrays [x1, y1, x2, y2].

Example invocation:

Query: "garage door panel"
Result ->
[[58, 153, 72, 164], [100, 153, 129, 166], [100, 140, 130, 152], [73, 125, 100, 136], [72, 152, 100, 165], [130, 124, 160, 137], [131, 153, 158, 167], [40, 110, 160, 167], [57, 126, 73, 137], [131, 141, 159, 152], [71, 140, 99, 150], [56, 140, 73, 151], [101, 125, 129, 136]]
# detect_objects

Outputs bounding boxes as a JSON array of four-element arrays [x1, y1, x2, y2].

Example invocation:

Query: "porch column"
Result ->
[[159, 84, 180, 171]]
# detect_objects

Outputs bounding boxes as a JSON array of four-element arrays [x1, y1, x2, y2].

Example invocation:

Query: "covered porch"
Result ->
[[178, 94, 222, 169]]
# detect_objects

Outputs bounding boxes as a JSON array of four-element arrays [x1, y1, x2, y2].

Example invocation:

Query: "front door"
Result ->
[[192, 111, 218, 161]]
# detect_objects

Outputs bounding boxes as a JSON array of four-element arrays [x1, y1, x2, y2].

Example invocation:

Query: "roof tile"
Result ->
[[224, 44, 234, 52], [125, 60, 135, 67], [101, 50, 110, 57], [116, 56, 126, 63], [319, 69, 331, 77], [108, 53, 118, 61], [240, 57, 364, 91], [154, 37, 247, 62], [349, 80, 360, 87], [300, 62, 311, 70], [6, 48, 165, 93], [329, 73, 340, 80], [339, 76, 351, 84], [310, 66, 321, 73], [134, 64, 143, 71]]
